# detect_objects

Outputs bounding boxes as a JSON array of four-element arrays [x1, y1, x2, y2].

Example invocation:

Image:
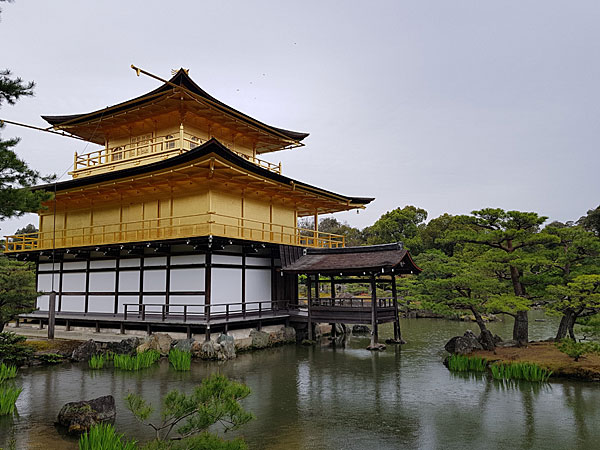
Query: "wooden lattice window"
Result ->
[[131, 134, 152, 155], [165, 134, 176, 150]]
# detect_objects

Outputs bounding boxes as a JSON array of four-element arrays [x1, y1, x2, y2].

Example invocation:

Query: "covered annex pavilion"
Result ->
[[281, 242, 422, 348]]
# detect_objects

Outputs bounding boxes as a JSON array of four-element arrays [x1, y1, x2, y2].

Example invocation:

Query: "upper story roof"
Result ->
[[42, 69, 309, 154]]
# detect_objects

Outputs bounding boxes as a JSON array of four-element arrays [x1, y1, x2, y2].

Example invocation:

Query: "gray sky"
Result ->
[[1, 0, 599, 236]]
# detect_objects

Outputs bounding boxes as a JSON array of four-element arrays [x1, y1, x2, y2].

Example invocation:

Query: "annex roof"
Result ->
[[41, 69, 309, 152], [281, 242, 422, 276]]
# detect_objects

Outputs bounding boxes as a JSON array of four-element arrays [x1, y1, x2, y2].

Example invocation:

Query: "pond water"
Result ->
[[1, 313, 599, 450]]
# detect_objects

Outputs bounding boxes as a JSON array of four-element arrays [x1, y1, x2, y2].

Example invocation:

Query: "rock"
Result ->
[[282, 326, 296, 343], [334, 323, 350, 335], [57, 395, 116, 434], [367, 343, 386, 351], [172, 338, 195, 352], [301, 339, 316, 346], [137, 333, 173, 355], [268, 328, 284, 345], [71, 340, 98, 362], [104, 337, 140, 355], [250, 329, 270, 349], [385, 338, 406, 345], [444, 330, 484, 355], [352, 325, 371, 334], [191, 339, 236, 361], [493, 334, 503, 344]]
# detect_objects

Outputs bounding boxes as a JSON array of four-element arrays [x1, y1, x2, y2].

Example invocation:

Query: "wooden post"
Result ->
[[307, 275, 313, 340], [392, 274, 401, 342], [205, 249, 212, 342], [370, 275, 378, 347], [48, 291, 57, 339], [313, 212, 318, 246]]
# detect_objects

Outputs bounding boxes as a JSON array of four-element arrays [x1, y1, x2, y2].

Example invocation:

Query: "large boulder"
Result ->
[[136, 333, 173, 355], [57, 395, 116, 434], [71, 340, 98, 362], [191, 336, 236, 361], [282, 326, 296, 343], [172, 338, 195, 352], [104, 337, 141, 355], [444, 330, 484, 355], [250, 329, 270, 349], [352, 325, 371, 334]]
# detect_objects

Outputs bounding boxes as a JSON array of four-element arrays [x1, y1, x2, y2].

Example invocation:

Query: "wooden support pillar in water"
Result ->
[[392, 274, 401, 342], [307, 275, 313, 340], [370, 275, 378, 346], [48, 291, 57, 340]]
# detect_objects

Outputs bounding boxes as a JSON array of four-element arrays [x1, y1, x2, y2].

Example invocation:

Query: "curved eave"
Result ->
[[31, 138, 373, 208], [42, 69, 309, 144]]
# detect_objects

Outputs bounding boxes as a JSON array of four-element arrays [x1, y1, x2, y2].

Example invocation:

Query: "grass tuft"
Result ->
[[490, 362, 552, 382], [78, 423, 137, 450], [168, 348, 192, 371], [0, 385, 22, 415], [447, 354, 488, 372], [113, 350, 160, 371], [0, 363, 18, 383]]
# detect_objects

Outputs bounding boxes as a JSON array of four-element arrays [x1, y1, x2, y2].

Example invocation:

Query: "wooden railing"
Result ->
[[72, 131, 281, 176], [301, 297, 396, 308], [3, 212, 345, 252]]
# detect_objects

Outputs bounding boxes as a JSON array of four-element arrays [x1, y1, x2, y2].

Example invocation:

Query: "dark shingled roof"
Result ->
[[281, 242, 422, 275], [42, 69, 309, 143]]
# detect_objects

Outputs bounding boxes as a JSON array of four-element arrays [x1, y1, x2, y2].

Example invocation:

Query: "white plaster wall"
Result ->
[[118, 295, 138, 314], [62, 272, 86, 292], [246, 269, 271, 310], [170, 268, 205, 291], [87, 295, 114, 313], [212, 268, 242, 312], [61, 296, 85, 313], [119, 271, 140, 292], [120, 258, 140, 267], [62, 261, 87, 270], [38, 273, 60, 293], [171, 254, 205, 265], [213, 255, 242, 265], [89, 272, 116, 292], [143, 270, 166, 291], [36, 295, 50, 311], [90, 259, 116, 269], [144, 257, 167, 266], [246, 257, 271, 266]]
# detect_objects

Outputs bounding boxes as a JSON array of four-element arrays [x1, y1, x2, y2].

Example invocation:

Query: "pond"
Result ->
[[1, 312, 599, 450]]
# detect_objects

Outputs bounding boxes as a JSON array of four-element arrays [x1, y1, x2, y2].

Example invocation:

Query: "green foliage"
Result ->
[[490, 362, 552, 382], [168, 349, 191, 371], [0, 258, 38, 331], [0, 363, 17, 383], [556, 338, 600, 361], [126, 374, 252, 444], [88, 352, 113, 370], [114, 350, 160, 371], [447, 355, 488, 372], [36, 353, 64, 364], [364, 205, 427, 253], [139, 433, 248, 450], [78, 423, 137, 450], [578, 206, 600, 237], [0, 332, 33, 366], [0, 385, 22, 415]]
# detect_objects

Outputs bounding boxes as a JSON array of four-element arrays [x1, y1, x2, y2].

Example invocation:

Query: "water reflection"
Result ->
[[2, 314, 600, 450]]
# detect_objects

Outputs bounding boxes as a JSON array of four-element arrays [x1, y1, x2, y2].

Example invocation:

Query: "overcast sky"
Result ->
[[1, 0, 599, 236]]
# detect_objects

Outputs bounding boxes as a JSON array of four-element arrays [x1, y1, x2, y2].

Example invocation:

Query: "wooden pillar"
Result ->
[[313, 212, 318, 246], [205, 248, 212, 342], [307, 275, 313, 340], [370, 275, 378, 346], [48, 291, 57, 340], [392, 274, 401, 342]]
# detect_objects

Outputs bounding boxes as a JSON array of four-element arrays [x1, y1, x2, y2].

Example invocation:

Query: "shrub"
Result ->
[[114, 350, 160, 371], [0, 332, 33, 366], [168, 349, 191, 371], [37, 353, 65, 364], [0, 385, 22, 415], [447, 354, 488, 372], [556, 339, 600, 361], [79, 423, 137, 450]]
